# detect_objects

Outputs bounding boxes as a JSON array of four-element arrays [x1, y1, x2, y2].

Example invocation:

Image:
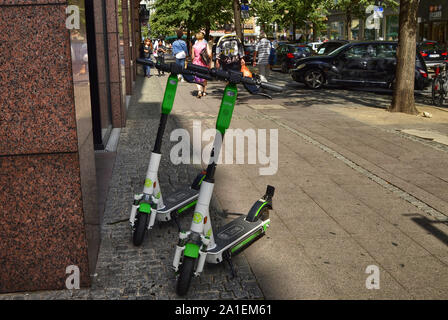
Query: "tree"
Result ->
[[388, 0, 420, 114], [149, 0, 232, 41], [232, 0, 244, 42], [251, 0, 275, 31]]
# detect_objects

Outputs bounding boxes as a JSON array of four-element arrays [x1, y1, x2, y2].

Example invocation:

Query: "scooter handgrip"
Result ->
[[136, 58, 154, 67], [156, 62, 171, 73], [187, 63, 210, 75], [260, 82, 283, 92], [241, 77, 256, 85], [195, 73, 213, 81], [214, 69, 230, 80]]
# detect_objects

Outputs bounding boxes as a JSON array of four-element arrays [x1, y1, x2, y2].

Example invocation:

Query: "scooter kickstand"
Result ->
[[171, 211, 181, 232], [224, 252, 237, 279]]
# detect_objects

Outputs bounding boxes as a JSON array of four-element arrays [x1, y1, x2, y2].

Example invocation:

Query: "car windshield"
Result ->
[[317, 43, 342, 55], [419, 42, 444, 51], [294, 46, 311, 53]]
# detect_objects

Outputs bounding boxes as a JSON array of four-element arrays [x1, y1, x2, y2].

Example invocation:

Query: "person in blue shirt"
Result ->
[[172, 29, 188, 82]]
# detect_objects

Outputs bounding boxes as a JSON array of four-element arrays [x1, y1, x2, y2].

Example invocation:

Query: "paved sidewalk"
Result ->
[[164, 70, 448, 299]]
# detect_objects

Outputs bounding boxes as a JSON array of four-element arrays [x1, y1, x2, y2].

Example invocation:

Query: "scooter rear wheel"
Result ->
[[176, 256, 195, 296], [132, 211, 148, 246]]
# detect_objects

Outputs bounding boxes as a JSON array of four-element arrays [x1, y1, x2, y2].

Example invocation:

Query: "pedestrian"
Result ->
[[143, 38, 153, 78], [253, 32, 271, 82], [215, 33, 259, 95], [215, 33, 245, 73], [154, 36, 167, 76], [172, 29, 188, 82], [191, 32, 212, 98]]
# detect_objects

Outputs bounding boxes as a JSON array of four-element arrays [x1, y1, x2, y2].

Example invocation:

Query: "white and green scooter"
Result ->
[[130, 59, 209, 246], [171, 65, 281, 296]]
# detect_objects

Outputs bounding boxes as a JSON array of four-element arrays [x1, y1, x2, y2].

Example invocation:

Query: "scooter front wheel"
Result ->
[[176, 256, 195, 296], [132, 211, 149, 246]]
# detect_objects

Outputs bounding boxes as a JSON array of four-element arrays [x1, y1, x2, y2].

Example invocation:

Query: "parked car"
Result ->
[[272, 43, 313, 73], [291, 41, 430, 90], [417, 40, 448, 70], [315, 40, 349, 55]]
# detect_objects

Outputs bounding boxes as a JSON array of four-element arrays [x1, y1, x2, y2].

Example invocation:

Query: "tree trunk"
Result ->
[[312, 22, 317, 42], [359, 17, 365, 40], [389, 0, 420, 114], [232, 0, 243, 42], [186, 27, 191, 58], [205, 21, 211, 41], [292, 22, 296, 41], [346, 9, 352, 40]]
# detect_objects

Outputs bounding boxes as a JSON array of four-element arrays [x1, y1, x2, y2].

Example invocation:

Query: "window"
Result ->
[[344, 44, 376, 58], [386, 15, 399, 41], [294, 46, 311, 53], [376, 44, 397, 58]]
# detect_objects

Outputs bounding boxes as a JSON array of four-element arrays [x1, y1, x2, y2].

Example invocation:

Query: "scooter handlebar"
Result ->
[[137, 58, 283, 92], [260, 82, 283, 92]]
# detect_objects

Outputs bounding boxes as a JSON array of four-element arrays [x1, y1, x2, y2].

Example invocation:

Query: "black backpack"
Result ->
[[200, 46, 211, 65]]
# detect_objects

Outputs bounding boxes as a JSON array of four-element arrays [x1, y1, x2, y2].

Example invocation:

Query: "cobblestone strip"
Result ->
[[384, 128, 448, 154], [263, 114, 448, 223]]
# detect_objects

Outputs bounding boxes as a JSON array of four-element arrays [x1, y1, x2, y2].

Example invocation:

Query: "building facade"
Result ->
[[326, 0, 447, 45], [0, 0, 142, 293], [418, 0, 447, 44]]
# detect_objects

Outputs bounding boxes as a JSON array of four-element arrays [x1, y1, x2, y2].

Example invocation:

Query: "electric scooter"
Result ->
[[130, 59, 214, 246], [166, 64, 283, 296]]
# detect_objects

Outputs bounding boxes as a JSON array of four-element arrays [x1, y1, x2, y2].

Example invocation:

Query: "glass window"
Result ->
[[294, 46, 311, 53], [376, 44, 397, 58], [419, 42, 443, 51], [344, 44, 376, 58], [386, 15, 399, 41]]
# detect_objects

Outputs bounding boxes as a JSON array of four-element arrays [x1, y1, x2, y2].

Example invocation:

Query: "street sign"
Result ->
[[241, 5, 249, 11]]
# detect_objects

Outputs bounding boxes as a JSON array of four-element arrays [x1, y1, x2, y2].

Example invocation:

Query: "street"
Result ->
[[2, 67, 448, 300]]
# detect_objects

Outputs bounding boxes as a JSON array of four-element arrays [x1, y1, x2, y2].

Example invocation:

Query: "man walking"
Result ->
[[253, 32, 271, 82]]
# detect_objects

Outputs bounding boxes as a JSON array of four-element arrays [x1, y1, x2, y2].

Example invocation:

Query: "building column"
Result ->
[[105, 0, 126, 128], [0, 0, 97, 292], [122, 0, 132, 96]]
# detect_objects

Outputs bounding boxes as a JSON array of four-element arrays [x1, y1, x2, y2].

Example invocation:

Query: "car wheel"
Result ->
[[304, 69, 325, 89]]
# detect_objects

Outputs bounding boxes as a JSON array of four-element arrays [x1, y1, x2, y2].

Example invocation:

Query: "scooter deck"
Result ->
[[157, 188, 199, 214], [207, 215, 264, 257]]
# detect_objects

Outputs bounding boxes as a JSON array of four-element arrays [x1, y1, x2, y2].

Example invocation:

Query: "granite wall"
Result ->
[[0, 0, 93, 293]]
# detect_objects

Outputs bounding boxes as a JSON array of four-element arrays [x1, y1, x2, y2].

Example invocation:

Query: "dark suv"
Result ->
[[291, 41, 430, 90], [417, 41, 448, 70]]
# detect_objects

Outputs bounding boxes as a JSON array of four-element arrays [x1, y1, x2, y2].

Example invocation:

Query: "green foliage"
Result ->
[[329, 0, 399, 18], [149, 0, 232, 38]]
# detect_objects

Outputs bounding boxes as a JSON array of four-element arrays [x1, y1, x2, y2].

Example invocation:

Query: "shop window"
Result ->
[[386, 15, 399, 41]]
